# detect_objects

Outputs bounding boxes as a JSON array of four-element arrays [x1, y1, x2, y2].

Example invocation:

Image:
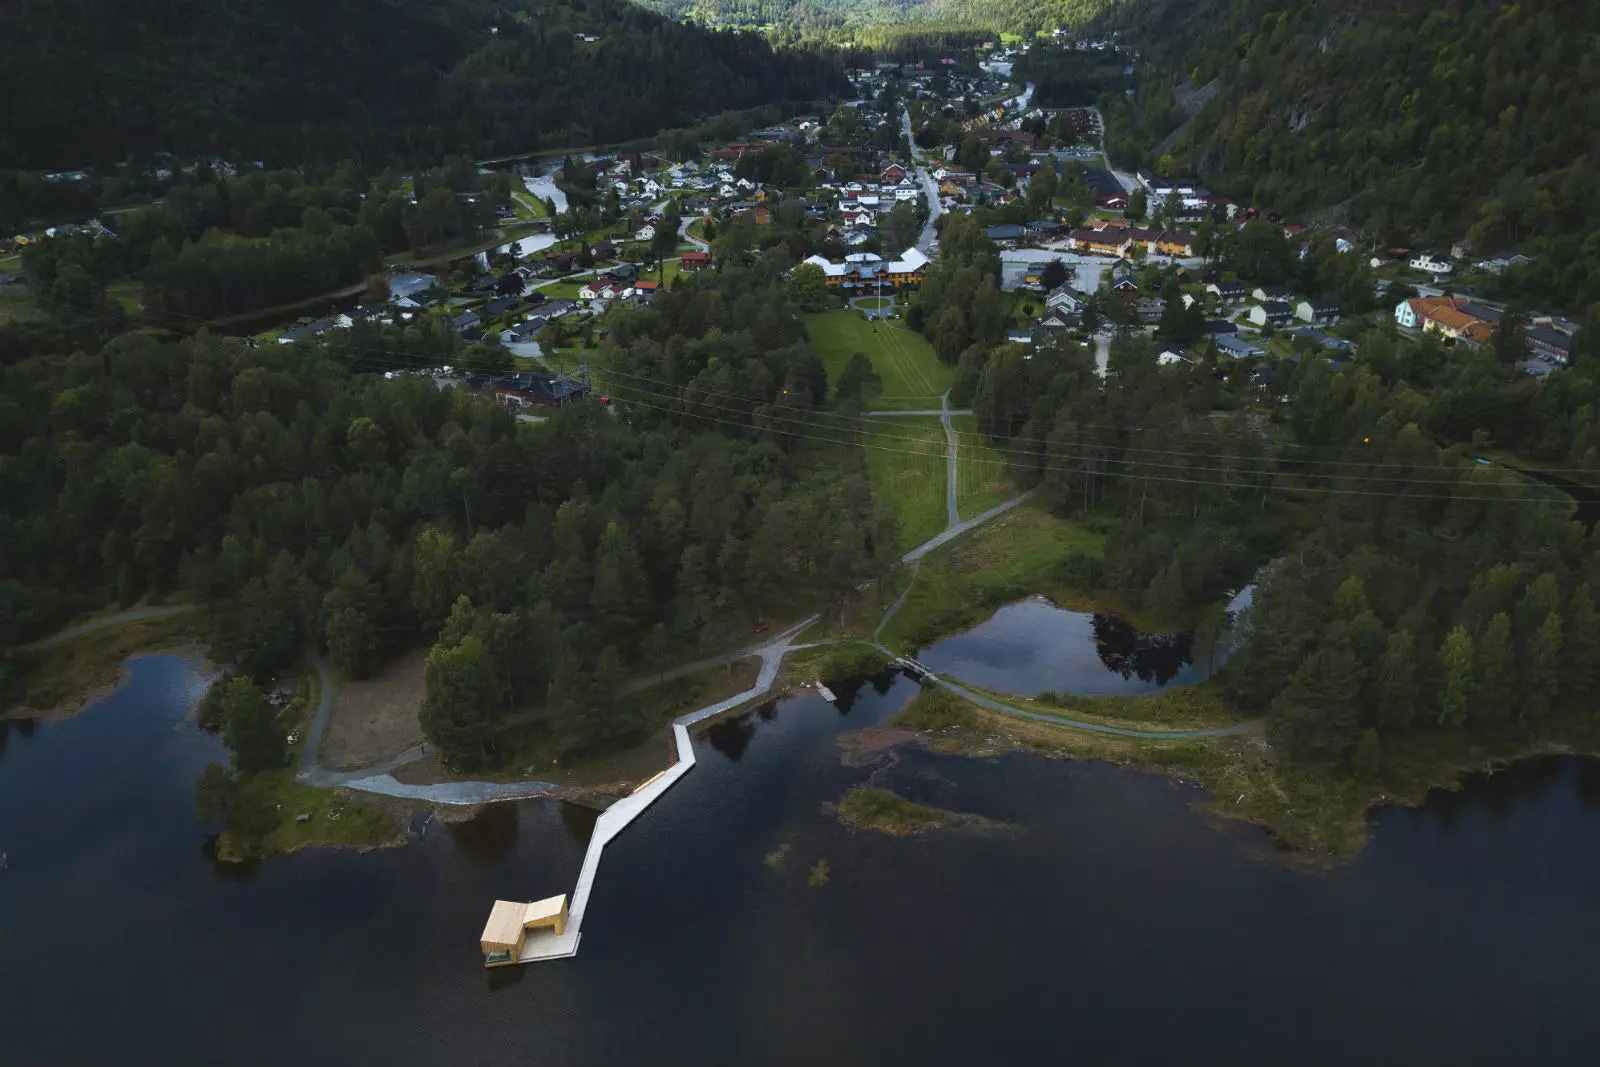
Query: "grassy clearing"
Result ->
[[864, 415, 948, 551], [951, 414, 1015, 518], [876, 503, 1104, 650], [803, 310, 953, 411], [218, 772, 401, 862], [0, 255, 22, 274], [9, 613, 207, 715]]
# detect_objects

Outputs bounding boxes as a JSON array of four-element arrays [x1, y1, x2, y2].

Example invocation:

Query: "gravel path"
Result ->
[[21, 605, 198, 651]]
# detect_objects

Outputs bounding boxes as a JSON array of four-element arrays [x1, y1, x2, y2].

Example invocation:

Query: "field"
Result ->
[[864, 416, 949, 551], [875, 502, 1104, 651], [951, 415, 1015, 518], [803, 310, 953, 411]]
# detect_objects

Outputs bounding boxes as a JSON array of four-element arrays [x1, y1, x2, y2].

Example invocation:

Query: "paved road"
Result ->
[[1085, 107, 1138, 195], [677, 214, 708, 252], [21, 605, 199, 651], [939, 392, 960, 528], [877, 644, 1265, 739], [903, 106, 944, 254]]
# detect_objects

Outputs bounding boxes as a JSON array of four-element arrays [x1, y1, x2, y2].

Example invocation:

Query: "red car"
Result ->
[[751, 622, 770, 634]]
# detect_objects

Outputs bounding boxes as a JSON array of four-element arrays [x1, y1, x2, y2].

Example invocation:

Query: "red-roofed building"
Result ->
[[680, 251, 710, 271]]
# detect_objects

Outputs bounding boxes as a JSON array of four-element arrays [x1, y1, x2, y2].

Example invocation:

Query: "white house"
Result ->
[[1046, 285, 1084, 315], [1393, 299, 1422, 328], [634, 224, 657, 242], [640, 178, 663, 197], [1409, 251, 1453, 274]]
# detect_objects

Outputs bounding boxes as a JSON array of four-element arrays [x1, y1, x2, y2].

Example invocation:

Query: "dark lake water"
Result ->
[[916, 587, 1252, 696], [5, 654, 1600, 1065]]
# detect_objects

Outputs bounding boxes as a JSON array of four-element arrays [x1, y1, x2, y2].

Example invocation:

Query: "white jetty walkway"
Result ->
[[514, 617, 814, 961]]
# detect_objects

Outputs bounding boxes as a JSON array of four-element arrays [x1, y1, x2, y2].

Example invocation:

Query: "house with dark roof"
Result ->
[[452, 308, 481, 332], [484, 296, 518, 320], [1295, 298, 1339, 325], [986, 224, 1026, 245], [1215, 334, 1265, 359], [1248, 301, 1294, 329], [494, 371, 591, 409], [1526, 326, 1573, 364], [1207, 281, 1246, 303]]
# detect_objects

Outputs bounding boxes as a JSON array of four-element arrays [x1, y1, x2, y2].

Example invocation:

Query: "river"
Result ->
[[5, 654, 1600, 1064]]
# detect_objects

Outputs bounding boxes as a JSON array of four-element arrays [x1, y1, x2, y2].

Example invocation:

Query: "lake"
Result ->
[[916, 587, 1252, 696], [4, 655, 1600, 1065]]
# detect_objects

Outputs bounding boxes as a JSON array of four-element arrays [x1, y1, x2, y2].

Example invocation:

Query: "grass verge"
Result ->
[[951, 414, 1014, 518], [8, 613, 207, 716]]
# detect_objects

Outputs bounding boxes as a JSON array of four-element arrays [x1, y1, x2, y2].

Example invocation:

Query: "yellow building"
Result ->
[[480, 895, 570, 967]]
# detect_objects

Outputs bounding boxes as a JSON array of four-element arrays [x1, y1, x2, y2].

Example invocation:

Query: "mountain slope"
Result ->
[[1101, 0, 1600, 308], [0, 0, 848, 168], [637, 0, 1114, 36]]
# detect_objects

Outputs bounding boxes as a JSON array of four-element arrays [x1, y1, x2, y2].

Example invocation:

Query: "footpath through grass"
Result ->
[[952, 414, 1014, 519], [864, 415, 949, 551], [803, 310, 953, 411], [876, 502, 1104, 650]]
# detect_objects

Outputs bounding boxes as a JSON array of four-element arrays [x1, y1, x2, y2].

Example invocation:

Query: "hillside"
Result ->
[[1099, 0, 1600, 311], [637, 0, 1113, 37], [0, 0, 848, 168]]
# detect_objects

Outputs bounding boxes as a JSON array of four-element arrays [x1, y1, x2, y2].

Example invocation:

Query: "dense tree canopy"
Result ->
[[0, 0, 849, 168]]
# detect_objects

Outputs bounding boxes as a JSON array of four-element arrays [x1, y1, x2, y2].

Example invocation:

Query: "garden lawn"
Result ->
[[803, 310, 953, 411], [952, 415, 1015, 518], [864, 416, 949, 552]]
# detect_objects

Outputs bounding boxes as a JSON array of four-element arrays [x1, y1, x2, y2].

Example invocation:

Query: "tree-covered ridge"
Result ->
[[639, 0, 1115, 37], [1100, 0, 1600, 311], [0, 0, 848, 169], [0, 251, 899, 760]]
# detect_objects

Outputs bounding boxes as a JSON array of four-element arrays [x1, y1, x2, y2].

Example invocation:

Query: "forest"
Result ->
[[14, 161, 514, 324], [1096, 0, 1600, 315], [0, 0, 848, 169], [639, 0, 1112, 43], [0, 245, 897, 778]]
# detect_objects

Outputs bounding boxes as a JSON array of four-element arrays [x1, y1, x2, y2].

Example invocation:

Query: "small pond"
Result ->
[[916, 586, 1253, 697]]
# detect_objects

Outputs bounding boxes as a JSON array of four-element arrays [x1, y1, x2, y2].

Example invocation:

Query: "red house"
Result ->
[[881, 163, 907, 184], [680, 251, 710, 271]]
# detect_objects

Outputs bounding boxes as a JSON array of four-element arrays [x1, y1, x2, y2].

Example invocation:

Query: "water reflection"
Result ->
[[916, 598, 1199, 696], [1090, 614, 1194, 685], [705, 713, 757, 760], [0, 716, 38, 761], [1422, 757, 1570, 832], [450, 803, 522, 862], [558, 801, 600, 845]]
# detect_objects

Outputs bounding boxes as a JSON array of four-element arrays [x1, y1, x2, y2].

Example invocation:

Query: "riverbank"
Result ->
[[875, 685, 1600, 859], [5, 610, 208, 719]]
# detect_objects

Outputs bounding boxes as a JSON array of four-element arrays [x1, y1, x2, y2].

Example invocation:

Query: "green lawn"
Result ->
[[803, 310, 953, 411], [952, 415, 1015, 518], [864, 415, 949, 552]]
